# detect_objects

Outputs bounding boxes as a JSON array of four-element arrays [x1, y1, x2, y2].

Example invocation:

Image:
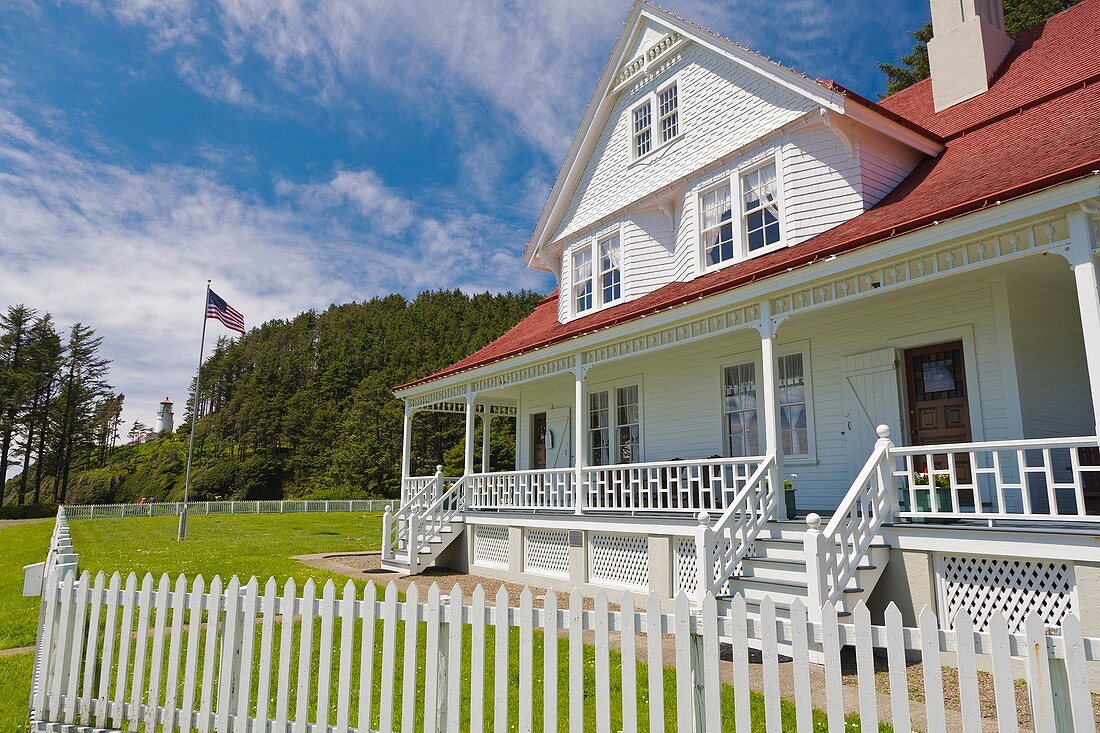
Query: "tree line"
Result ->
[[0, 306, 122, 505]]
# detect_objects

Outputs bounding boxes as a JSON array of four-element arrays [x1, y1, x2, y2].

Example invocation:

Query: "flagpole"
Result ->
[[178, 279, 211, 541]]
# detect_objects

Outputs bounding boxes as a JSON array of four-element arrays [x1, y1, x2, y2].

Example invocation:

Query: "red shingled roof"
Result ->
[[399, 0, 1100, 392]]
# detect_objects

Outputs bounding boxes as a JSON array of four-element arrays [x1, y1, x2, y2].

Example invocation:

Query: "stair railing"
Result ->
[[696, 452, 777, 600], [805, 425, 896, 621], [404, 475, 469, 568]]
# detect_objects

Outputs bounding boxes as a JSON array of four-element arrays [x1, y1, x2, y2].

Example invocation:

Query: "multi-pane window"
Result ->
[[588, 391, 611, 466], [778, 354, 808, 456], [658, 83, 678, 143], [723, 363, 759, 457], [599, 235, 621, 304], [701, 183, 734, 266], [632, 102, 652, 158], [616, 385, 640, 463], [588, 384, 641, 465], [742, 162, 781, 251], [573, 247, 593, 314]]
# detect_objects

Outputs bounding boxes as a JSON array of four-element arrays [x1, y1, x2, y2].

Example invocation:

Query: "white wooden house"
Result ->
[[384, 0, 1100, 634]]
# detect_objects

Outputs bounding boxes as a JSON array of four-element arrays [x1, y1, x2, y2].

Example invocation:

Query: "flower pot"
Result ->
[[784, 490, 797, 520]]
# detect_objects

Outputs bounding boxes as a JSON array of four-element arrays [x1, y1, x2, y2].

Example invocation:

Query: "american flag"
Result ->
[[206, 289, 245, 334]]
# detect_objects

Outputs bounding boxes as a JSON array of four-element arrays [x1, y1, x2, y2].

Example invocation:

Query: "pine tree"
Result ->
[[15, 315, 62, 505], [0, 305, 36, 502]]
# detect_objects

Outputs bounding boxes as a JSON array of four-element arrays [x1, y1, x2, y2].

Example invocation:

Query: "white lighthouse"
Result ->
[[155, 397, 174, 435]]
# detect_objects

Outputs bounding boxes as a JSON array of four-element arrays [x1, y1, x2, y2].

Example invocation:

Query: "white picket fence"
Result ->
[[30, 512, 1100, 733], [62, 499, 391, 520]]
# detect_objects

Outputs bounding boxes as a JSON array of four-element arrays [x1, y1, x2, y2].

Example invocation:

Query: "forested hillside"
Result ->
[[3, 290, 541, 506]]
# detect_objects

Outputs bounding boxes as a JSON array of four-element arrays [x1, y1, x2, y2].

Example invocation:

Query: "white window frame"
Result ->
[[714, 339, 816, 463], [628, 76, 683, 164], [697, 153, 786, 273], [586, 376, 644, 466], [568, 226, 624, 319], [572, 246, 594, 315]]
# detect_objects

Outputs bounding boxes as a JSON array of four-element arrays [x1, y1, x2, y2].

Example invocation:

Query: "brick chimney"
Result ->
[[927, 0, 1014, 111]]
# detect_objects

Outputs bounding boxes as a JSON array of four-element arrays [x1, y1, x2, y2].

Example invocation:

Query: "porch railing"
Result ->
[[400, 470, 461, 509], [467, 468, 575, 510], [581, 456, 766, 515], [892, 436, 1100, 523]]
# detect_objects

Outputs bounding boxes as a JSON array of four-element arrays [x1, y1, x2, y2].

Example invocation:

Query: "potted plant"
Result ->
[[912, 469, 952, 516], [784, 474, 798, 520]]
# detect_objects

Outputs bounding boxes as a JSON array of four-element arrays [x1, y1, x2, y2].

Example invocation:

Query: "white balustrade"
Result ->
[[892, 436, 1100, 522], [582, 457, 765, 515], [467, 469, 575, 510]]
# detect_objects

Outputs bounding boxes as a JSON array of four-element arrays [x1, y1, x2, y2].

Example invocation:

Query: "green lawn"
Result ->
[[0, 519, 55, 650]]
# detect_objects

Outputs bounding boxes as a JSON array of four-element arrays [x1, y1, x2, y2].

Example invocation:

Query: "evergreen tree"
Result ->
[[51, 323, 112, 502], [15, 315, 62, 505], [0, 305, 35, 500], [880, 1, 1080, 96]]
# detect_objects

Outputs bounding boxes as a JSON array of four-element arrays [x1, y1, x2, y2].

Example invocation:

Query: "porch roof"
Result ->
[[398, 0, 1100, 393]]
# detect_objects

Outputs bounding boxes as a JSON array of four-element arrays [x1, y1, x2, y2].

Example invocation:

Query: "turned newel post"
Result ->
[[407, 511, 419, 567], [804, 512, 828, 624], [433, 464, 444, 503], [382, 507, 393, 561], [694, 511, 713, 602], [875, 424, 898, 520]]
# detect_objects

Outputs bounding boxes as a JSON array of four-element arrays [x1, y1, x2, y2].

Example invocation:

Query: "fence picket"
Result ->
[[128, 574, 154, 727], [47, 565, 75, 723], [759, 596, 782, 733], [852, 601, 878, 731], [255, 577, 278, 731], [63, 570, 91, 724], [423, 583, 442, 733], [619, 592, 637, 733], [568, 589, 582, 733], [198, 575, 223, 733], [358, 582, 379, 733], [730, 593, 751, 733], [519, 587, 535, 733], [445, 585, 463, 733], [180, 575, 206, 733], [1060, 614, 1097, 731], [460, 585, 482, 733], [144, 573, 170, 731], [820, 602, 845, 733], [336, 581, 356, 733], [294, 579, 317, 733], [316, 580, 337, 733], [235, 577, 259, 733], [918, 605, 947, 733], [93, 572, 121, 728], [400, 583, 420, 733], [700, 593, 722, 733], [883, 603, 912, 733], [379, 582, 398, 733], [111, 572, 136, 726], [163, 575, 188, 732], [495, 585, 511, 733], [988, 611, 1018, 733], [953, 611, 982, 733], [216, 576, 242, 733], [541, 588, 557, 733], [594, 590, 611, 733], [1024, 612, 1056, 730], [274, 578, 296, 733], [788, 599, 813, 732], [79, 572, 106, 725]]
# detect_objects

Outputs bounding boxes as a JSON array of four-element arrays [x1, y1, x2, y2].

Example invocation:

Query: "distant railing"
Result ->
[[61, 499, 390, 520], [467, 468, 576, 511], [892, 436, 1100, 523]]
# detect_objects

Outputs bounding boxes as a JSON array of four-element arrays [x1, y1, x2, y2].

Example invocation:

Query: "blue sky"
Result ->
[[0, 0, 930, 432]]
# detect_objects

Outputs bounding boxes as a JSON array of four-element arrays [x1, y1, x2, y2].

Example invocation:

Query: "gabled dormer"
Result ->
[[524, 1, 944, 325]]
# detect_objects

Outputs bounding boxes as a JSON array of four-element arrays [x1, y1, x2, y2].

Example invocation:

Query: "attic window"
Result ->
[[573, 247, 594, 313], [658, 83, 678, 142], [632, 102, 652, 158]]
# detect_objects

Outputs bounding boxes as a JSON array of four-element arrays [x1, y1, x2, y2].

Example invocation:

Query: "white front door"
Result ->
[[841, 349, 903, 478], [545, 407, 572, 469]]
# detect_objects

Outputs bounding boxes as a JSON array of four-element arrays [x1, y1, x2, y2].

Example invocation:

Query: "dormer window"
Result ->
[[629, 78, 682, 162], [632, 102, 652, 158], [700, 156, 784, 270], [570, 229, 623, 318]]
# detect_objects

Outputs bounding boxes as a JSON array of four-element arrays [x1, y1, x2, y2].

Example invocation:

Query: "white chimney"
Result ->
[[927, 0, 1013, 111]]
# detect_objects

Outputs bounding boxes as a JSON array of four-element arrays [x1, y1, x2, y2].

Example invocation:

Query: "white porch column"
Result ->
[[480, 413, 492, 473], [759, 302, 785, 512], [573, 356, 586, 515], [1067, 209, 1100, 433], [464, 388, 477, 476], [400, 405, 414, 504]]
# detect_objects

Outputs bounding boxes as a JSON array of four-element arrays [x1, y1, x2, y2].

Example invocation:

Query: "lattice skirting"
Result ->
[[588, 532, 649, 590], [674, 537, 733, 596], [934, 553, 1076, 633], [473, 526, 510, 569], [524, 529, 570, 578]]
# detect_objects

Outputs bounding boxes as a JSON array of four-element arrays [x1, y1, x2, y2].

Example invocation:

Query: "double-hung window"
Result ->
[[778, 353, 809, 457], [720, 346, 812, 460], [632, 102, 652, 158], [629, 79, 681, 161], [573, 247, 593, 314], [588, 383, 641, 465], [658, 82, 678, 143], [699, 157, 783, 269], [722, 363, 759, 457], [598, 234, 621, 304]]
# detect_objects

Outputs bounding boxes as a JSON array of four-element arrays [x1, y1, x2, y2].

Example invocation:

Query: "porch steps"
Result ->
[[379, 517, 465, 575]]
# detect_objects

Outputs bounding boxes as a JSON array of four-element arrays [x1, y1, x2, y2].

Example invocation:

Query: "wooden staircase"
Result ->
[[381, 475, 468, 575]]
